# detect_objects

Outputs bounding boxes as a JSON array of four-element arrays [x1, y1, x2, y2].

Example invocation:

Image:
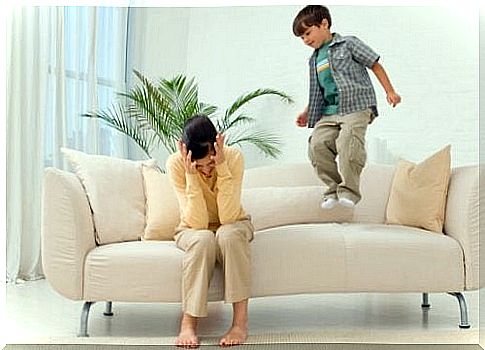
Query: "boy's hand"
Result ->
[[211, 133, 225, 165], [296, 111, 308, 127], [178, 140, 198, 174], [386, 91, 402, 107]]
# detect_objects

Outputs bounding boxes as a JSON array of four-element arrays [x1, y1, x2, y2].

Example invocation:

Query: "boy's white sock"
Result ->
[[321, 197, 338, 210], [338, 197, 355, 208]]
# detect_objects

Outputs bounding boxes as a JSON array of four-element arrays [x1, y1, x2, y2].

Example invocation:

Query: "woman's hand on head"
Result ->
[[211, 133, 226, 165], [178, 140, 198, 174]]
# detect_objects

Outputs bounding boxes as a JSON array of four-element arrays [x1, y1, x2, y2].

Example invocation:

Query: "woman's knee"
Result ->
[[187, 230, 216, 254], [216, 224, 252, 246]]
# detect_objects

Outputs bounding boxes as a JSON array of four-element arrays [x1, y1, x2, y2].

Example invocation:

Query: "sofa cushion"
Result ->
[[241, 186, 353, 231], [83, 241, 224, 302], [83, 223, 464, 301], [141, 165, 180, 241], [385, 145, 451, 233], [353, 164, 395, 224], [243, 163, 396, 225], [61, 147, 155, 245], [251, 223, 464, 296]]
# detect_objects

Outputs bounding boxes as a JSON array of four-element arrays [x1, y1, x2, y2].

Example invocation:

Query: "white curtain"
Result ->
[[7, 6, 130, 283]]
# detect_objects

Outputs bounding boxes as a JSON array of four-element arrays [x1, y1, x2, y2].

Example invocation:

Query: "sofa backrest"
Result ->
[[241, 163, 396, 230]]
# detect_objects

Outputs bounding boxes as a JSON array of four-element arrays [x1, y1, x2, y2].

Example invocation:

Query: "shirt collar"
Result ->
[[312, 33, 346, 58], [329, 32, 346, 47]]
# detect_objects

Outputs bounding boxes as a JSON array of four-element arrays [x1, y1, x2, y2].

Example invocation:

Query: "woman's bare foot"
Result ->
[[219, 299, 249, 347], [219, 324, 247, 347], [175, 313, 199, 348]]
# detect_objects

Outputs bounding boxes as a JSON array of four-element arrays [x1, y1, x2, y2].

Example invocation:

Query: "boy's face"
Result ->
[[299, 19, 331, 49]]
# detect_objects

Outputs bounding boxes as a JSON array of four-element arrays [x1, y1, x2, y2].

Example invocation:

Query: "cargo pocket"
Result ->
[[349, 127, 367, 168]]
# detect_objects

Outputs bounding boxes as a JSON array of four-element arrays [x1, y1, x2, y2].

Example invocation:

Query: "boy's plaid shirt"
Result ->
[[307, 33, 380, 128]]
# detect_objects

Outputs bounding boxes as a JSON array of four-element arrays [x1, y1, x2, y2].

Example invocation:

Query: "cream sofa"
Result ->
[[41, 161, 479, 337]]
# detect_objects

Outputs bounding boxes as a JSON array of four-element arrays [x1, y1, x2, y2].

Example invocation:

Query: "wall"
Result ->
[[131, 5, 479, 169], [127, 7, 191, 162]]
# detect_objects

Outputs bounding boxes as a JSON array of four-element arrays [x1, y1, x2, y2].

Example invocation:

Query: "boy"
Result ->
[[293, 5, 401, 209], [167, 114, 254, 348]]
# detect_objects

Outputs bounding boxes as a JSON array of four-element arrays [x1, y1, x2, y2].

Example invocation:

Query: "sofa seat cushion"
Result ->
[[83, 241, 224, 302], [83, 223, 465, 302], [251, 223, 464, 297]]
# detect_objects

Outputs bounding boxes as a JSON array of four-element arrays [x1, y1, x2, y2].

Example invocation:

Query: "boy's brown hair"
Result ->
[[292, 5, 332, 37]]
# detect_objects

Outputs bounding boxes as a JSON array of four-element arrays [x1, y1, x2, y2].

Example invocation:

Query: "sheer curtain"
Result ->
[[7, 6, 130, 283]]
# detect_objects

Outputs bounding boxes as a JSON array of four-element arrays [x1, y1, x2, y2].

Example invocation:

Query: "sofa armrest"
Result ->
[[41, 167, 96, 300], [443, 165, 479, 290]]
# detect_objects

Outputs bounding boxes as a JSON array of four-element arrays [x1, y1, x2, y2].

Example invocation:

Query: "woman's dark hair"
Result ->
[[292, 5, 332, 37], [182, 114, 218, 160]]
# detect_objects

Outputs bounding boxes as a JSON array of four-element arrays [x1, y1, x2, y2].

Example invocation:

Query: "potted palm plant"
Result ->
[[84, 69, 293, 160]]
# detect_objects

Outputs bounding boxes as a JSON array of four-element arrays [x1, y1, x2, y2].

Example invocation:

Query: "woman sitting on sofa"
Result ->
[[166, 114, 254, 348]]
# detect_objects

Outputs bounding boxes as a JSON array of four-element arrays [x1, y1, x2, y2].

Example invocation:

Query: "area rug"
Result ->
[[4, 343, 483, 350]]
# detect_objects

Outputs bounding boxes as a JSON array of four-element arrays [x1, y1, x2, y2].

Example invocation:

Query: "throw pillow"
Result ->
[[385, 145, 451, 233], [61, 147, 155, 245], [141, 165, 180, 240]]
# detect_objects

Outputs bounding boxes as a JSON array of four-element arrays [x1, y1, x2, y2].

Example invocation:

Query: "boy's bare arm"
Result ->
[[371, 62, 401, 107]]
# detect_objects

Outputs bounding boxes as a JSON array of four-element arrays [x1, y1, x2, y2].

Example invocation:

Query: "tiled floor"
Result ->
[[4, 279, 480, 346]]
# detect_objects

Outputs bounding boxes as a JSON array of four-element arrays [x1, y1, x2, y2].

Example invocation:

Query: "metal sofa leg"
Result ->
[[78, 301, 95, 337], [448, 292, 471, 328], [104, 301, 114, 316], [421, 293, 430, 308]]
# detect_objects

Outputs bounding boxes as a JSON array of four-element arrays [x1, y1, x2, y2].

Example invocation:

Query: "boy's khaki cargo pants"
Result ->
[[308, 108, 372, 204]]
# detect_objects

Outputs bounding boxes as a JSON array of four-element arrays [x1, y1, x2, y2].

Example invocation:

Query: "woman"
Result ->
[[166, 114, 254, 348]]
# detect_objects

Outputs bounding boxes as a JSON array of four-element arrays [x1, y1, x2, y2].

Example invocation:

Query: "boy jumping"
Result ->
[[293, 5, 401, 209]]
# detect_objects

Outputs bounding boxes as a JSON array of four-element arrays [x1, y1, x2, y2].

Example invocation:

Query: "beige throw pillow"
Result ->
[[141, 165, 180, 240], [61, 147, 155, 245], [385, 145, 451, 233]]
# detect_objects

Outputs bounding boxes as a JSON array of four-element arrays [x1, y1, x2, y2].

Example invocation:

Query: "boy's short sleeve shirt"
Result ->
[[342, 36, 380, 69], [307, 33, 380, 128]]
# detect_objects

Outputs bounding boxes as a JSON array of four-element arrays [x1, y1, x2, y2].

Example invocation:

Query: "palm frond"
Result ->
[[218, 113, 255, 134], [224, 88, 294, 121], [156, 75, 202, 149], [199, 103, 218, 117], [226, 129, 282, 158], [123, 70, 184, 153], [83, 104, 153, 158], [159, 75, 199, 119]]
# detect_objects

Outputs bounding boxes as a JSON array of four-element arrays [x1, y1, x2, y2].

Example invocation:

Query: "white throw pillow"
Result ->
[[61, 147, 156, 245], [241, 186, 353, 231]]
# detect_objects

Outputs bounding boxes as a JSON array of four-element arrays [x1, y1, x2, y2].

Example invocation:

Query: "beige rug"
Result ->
[[6, 327, 479, 346], [5, 329, 480, 350], [4, 343, 483, 350]]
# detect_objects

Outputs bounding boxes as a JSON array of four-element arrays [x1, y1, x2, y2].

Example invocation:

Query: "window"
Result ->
[[44, 7, 129, 167]]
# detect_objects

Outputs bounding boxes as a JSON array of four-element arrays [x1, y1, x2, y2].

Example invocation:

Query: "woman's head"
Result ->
[[182, 114, 217, 160], [182, 114, 218, 178]]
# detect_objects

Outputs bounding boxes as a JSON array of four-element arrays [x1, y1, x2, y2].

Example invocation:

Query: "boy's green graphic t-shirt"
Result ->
[[316, 41, 339, 115]]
